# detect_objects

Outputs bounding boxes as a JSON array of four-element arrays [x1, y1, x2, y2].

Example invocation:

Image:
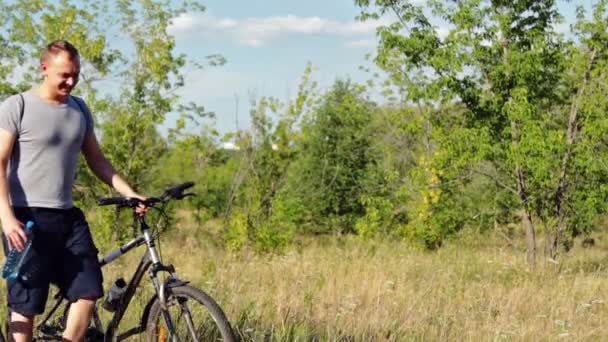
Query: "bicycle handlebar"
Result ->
[[96, 182, 195, 208], [160, 181, 194, 199]]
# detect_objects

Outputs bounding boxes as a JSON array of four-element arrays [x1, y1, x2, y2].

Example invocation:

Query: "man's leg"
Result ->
[[8, 311, 34, 342], [60, 208, 103, 341], [62, 299, 95, 341]]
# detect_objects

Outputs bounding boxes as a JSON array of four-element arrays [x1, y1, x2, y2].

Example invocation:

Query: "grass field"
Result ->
[[2, 213, 608, 341]]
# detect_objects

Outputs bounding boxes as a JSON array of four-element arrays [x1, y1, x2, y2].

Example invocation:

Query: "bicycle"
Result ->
[[1, 182, 237, 341]]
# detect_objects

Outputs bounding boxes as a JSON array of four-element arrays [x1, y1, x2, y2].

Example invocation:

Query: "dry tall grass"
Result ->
[[147, 213, 608, 340], [2, 212, 608, 341]]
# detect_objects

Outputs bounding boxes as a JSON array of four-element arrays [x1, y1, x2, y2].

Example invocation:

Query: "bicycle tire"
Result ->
[[145, 285, 237, 342]]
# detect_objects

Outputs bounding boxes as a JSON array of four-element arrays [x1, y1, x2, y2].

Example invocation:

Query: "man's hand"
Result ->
[[127, 193, 149, 217], [2, 216, 26, 251]]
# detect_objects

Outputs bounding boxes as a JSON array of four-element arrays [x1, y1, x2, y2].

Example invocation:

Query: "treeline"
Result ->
[[2, 0, 608, 266]]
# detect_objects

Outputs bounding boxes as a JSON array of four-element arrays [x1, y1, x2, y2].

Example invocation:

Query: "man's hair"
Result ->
[[40, 40, 80, 64]]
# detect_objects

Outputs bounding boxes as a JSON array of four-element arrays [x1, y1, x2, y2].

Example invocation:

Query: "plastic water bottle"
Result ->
[[2, 221, 35, 280]]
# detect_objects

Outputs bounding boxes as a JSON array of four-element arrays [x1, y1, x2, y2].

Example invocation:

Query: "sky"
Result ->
[[163, 0, 589, 135], [167, 0, 386, 135]]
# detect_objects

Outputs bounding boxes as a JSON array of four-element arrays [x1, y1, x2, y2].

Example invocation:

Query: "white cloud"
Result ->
[[217, 18, 238, 29], [170, 13, 196, 32], [241, 38, 264, 47], [168, 13, 390, 47], [334, 20, 386, 35]]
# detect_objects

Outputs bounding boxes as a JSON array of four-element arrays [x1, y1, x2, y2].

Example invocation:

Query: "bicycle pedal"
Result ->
[[85, 327, 104, 342], [37, 323, 61, 340]]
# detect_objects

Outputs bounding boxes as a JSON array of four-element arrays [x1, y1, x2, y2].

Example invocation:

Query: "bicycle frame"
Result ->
[[35, 215, 185, 341]]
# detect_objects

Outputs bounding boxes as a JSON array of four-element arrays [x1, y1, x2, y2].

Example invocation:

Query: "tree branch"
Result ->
[[472, 169, 518, 195]]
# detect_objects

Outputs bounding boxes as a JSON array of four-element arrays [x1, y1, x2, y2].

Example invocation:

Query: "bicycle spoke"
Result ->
[[169, 297, 218, 340], [178, 299, 199, 342]]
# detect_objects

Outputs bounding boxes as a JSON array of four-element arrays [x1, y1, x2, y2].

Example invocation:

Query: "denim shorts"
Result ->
[[2, 207, 104, 316]]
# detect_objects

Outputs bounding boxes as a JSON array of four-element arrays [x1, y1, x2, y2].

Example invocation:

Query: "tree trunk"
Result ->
[[549, 221, 566, 260], [522, 209, 536, 267], [512, 113, 536, 267], [551, 49, 597, 259], [515, 164, 536, 267], [545, 219, 558, 261]]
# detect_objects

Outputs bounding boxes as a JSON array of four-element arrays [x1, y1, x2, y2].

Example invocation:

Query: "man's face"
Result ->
[[41, 51, 80, 97]]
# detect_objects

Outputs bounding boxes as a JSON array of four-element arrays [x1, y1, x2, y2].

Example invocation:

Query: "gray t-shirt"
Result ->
[[0, 90, 94, 209]]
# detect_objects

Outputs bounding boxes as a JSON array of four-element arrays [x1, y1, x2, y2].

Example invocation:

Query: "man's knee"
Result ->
[[68, 298, 97, 321], [63, 298, 97, 341], [9, 311, 34, 342], [10, 311, 34, 324]]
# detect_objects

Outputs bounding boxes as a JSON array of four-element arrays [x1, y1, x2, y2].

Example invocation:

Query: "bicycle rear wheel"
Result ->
[[145, 285, 236, 342]]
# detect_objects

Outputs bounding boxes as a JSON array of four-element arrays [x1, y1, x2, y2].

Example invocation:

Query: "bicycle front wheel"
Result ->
[[145, 285, 237, 342]]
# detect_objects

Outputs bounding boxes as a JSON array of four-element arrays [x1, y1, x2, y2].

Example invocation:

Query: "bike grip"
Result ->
[[97, 197, 127, 206]]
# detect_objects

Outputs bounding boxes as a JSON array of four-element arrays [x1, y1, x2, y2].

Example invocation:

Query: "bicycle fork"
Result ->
[[149, 276, 179, 342], [143, 223, 181, 342]]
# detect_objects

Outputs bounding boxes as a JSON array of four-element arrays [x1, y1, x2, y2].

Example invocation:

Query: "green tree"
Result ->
[[356, 0, 608, 266], [224, 64, 317, 251], [293, 79, 380, 234]]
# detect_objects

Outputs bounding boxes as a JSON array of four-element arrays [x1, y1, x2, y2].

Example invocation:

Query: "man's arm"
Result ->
[[81, 131, 143, 199], [0, 130, 26, 250]]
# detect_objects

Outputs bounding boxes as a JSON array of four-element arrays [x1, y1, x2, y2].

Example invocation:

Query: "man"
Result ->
[[0, 40, 146, 341]]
